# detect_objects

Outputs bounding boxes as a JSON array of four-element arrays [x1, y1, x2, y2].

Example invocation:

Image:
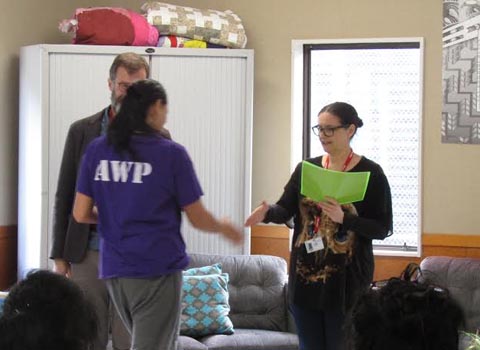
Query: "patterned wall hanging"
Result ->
[[443, 0, 480, 144]]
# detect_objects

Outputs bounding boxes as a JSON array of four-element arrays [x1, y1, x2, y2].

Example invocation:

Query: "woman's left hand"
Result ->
[[318, 196, 344, 224]]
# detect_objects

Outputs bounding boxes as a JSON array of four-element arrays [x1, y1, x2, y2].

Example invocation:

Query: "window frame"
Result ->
[[291, 37, 424, 257]]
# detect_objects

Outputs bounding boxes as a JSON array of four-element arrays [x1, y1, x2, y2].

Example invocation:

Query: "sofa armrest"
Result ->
[[419, 256, 480, 333]]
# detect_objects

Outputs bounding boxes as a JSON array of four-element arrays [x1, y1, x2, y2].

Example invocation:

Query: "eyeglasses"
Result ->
[[114, 81, 132, 91], [312, 124, 349, 137]]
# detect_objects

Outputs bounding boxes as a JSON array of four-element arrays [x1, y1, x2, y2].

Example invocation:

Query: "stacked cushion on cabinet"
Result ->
[[59, 7, 159, 46], [181, 264, 234, 337], [157, 35, 226, 48], [141, 2, 247, 49]]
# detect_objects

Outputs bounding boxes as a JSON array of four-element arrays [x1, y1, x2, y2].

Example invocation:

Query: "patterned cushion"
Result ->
[[183, 263, 222, 276], [141, 2, 247, 49], [180, 273, 234, 337], [0, 291, 8, 316], [157, 35, 227, 49], [188, 254, 290, 332]]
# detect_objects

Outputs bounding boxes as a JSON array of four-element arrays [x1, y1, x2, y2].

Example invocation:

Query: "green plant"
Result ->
[[463, 331, 480, 350]]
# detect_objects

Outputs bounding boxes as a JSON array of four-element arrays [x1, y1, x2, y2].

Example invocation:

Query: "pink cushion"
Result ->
[[71, 7, 158, 46], [128, 9, 159, 46]]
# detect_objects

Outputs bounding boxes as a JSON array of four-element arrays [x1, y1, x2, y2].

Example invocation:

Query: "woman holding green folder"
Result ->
[[245, 102, 393, 350]]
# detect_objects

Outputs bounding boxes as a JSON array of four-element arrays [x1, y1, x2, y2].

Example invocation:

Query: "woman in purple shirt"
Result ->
[[73, 79, 243, 350]]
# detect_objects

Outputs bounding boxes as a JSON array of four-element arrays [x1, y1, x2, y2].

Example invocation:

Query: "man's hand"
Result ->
[[54, 258, 72, 278]]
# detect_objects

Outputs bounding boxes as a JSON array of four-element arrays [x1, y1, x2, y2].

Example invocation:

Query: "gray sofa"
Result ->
[[179, 254, 299, 350], [419, 256, 480, 350]]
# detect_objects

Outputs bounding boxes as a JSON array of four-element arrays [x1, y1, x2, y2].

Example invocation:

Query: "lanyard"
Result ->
[[313, 149, 354, 234], [324, 149, 354, 171]]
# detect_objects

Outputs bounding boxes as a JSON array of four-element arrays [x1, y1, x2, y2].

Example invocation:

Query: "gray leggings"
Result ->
[[106, 272, 183, 350]]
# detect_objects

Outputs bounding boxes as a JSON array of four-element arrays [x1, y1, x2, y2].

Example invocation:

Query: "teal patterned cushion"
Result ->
[[183, 263, 222, 276], [0, 292, 8, 316], [180, 273, 234, 337]]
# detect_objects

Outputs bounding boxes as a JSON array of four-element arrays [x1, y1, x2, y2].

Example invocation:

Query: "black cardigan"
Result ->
[[264, 156, 393, 312]]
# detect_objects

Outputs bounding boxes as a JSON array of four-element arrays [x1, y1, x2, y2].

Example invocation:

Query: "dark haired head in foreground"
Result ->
[[0, 270, 97, 350], [348, 278, 464, 350]]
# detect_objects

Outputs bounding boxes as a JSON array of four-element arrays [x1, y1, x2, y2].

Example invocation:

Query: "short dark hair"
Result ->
[[108, 79, 168, 154], [347, 278, 464, 350], [109, 52, 149, 81], [0, 270, 98, 350], [319, 102, 364, 129]]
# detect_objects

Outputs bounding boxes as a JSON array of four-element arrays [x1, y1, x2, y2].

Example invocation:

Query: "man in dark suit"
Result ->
[[50, 52, 170, 350]]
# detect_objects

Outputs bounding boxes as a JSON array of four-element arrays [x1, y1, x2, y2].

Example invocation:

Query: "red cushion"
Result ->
[[72, 7, 158, 46]]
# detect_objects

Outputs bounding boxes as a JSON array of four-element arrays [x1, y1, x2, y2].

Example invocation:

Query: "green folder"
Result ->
[[300, 161, 370, 204]]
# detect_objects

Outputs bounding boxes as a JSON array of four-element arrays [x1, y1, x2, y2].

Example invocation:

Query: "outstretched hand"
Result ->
[[218, 218, 244, 245], [244, 201, 269, 227]]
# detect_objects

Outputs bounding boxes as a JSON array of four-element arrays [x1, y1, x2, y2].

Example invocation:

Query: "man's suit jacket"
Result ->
[[50, 108, 171, 263]]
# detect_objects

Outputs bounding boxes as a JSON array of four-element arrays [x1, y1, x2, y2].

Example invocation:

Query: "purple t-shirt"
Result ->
[[76, 134, 203, 279]]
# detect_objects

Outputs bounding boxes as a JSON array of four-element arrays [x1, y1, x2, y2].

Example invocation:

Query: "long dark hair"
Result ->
[[107, 79, 168, 154]]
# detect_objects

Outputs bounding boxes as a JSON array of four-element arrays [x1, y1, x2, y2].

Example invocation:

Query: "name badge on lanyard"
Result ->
[[305, 237, 324, 253], [304, 149, 353, 254]]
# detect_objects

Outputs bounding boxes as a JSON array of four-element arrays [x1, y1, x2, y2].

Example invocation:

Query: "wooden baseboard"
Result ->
[[4, 223, 478, 290], [251, 225, 290, 266], [373, 256, 421, 281], [250, 225, 480, 281], [422, 233, 480, 248], [374, 237, 480, 280], [0, 225, 17, 290]]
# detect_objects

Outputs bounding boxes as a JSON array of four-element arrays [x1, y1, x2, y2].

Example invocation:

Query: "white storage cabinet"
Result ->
[[18, 44, 253, 277]]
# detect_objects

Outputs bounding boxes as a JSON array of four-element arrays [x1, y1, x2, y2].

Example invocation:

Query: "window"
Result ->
[[291, 38, 423, 256]]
